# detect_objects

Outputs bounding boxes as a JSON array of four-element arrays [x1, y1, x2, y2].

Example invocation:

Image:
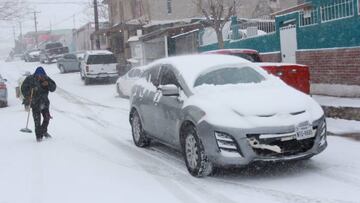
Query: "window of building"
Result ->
[[320, 0, 354, 23], [299, 8, 319, 27], [167, 0, 172, 14]]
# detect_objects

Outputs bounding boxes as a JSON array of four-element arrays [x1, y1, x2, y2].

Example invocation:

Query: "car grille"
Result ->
[[247, 128, 317, 157]]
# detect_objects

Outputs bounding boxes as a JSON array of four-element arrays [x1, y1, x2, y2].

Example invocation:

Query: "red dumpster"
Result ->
[[203, 49, 310, 94]]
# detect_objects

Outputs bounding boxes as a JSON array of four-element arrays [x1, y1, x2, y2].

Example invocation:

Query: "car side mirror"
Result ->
[[160, 84, 179, 97]]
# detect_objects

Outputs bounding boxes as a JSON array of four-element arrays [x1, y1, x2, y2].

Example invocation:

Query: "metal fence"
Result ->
[[320, 0, 354, 22], [299, 8, 319, 27], [239, 20, 276, 34]]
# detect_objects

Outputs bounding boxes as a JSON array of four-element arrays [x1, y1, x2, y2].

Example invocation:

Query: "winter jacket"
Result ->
[[21, 75, 56, 109]]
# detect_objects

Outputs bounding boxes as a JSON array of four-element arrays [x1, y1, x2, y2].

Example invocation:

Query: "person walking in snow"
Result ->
[[21, 67, 56, 142]]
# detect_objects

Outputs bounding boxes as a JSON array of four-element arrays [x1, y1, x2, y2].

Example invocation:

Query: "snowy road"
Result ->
[[1, 60, 360, 203]]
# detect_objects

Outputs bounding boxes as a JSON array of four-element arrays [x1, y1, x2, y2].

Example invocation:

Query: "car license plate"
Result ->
[[295, 121, 313, 140]]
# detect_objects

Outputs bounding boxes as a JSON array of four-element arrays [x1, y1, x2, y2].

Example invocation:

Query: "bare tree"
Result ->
[[194, 0, 237, 49], [84, 1, 109, 23], [0, 0, 28, 21]]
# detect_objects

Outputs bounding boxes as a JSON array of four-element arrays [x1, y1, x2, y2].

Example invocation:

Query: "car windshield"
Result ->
[[45, 43, 62, 49], [230, 53, 261, 62], [194, 66, 265, 87], [87, 54, 117, 64]]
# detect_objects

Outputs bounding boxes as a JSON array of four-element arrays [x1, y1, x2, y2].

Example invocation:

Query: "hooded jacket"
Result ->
[[21, 68, 56, 109]]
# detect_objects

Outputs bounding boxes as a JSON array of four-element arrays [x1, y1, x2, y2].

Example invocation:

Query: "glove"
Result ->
[[41, 80, 49, 87]]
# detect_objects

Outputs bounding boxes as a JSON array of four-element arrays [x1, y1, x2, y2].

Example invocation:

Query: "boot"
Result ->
[[43, 132, 52, 138], [36, 137, 42, 142]]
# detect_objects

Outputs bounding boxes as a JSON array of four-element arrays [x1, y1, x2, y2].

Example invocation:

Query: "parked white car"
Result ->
[[116, 66, 146, 98], [80, 50, 119, 85]]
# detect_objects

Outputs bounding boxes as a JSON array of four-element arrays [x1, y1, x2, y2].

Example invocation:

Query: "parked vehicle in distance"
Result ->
[[24, 50, 41, 62], [129, 55, 327, 177], [204, 49, 310, 94], [80, 50, 119, 85], [39, 42, 69, 64], [0, 74, 8, 107], [116, 66, 146, 98], [57, 52, 84, 73]]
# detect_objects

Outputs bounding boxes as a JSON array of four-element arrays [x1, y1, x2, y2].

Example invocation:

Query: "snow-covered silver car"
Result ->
[[0, 74, 8, 107], [129, 55, 327, 177], [116, 66, 146, 98]]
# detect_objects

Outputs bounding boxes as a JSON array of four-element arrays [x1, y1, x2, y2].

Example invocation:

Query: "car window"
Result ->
[[133, 69, 142, 77], [45, 43, 62, 49], [194, 67, 265, 87], [86, 54, 117, 64], [127, 69, 136, 78], [68, 54, 76, 59], [146, 66, 161, 87], [160, 66, 180, 87]]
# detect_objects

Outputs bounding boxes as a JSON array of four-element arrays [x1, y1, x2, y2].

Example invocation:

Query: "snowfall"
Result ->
[[1, 60, 360, 203]]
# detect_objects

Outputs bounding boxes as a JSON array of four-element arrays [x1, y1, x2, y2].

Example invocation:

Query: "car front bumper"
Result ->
[[86, 72, 119, 79], [197, 116, 327, 167]]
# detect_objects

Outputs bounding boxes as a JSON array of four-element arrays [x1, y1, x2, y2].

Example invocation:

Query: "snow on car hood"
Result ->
[[184, 80, 323, 129]]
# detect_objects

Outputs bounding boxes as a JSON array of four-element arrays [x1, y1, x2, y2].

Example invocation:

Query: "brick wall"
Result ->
[[296, 47, 360, 86], [260, 52, 281, 62]]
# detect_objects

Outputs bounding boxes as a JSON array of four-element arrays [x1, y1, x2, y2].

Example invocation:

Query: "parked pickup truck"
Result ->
[[204, 49, 310, 94], [40, 42, 69, 64], [80, 50, 119, 85]]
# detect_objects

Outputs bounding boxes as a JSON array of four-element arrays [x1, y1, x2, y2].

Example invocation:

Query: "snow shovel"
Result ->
[[20, 89, 33, 133]]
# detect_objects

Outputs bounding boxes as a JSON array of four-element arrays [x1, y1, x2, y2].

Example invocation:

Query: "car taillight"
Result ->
[[86, 65, 89, 72], [0, 83, 6, 89]]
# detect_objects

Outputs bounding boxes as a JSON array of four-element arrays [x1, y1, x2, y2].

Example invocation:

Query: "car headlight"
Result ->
[[214, 131, 242, 157]]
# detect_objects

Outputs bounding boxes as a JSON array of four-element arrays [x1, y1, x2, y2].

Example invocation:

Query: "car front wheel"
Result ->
[[131, 110, 150, 147], [59, 65, 65, 73], [182, 125, 213, 177]]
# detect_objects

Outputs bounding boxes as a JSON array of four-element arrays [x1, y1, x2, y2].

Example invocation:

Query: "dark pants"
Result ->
[[32, 108, 51, 138]]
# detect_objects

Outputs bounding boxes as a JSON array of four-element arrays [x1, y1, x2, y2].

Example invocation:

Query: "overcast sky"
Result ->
[[0, 0, 95, 57]]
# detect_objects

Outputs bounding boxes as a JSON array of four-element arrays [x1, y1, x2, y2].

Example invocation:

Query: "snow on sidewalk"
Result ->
[[326, 118, 360, 135], [313, 95, 360, 108]]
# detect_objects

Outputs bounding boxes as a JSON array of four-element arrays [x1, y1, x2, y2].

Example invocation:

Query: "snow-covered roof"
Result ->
[[127, 36, 139, 42], [85, 50, 113, 55]]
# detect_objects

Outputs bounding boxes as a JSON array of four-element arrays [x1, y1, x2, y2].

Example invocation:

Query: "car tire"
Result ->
[[80, 71, 85, 80], [117, 84, 126, 98], [84, 77, 91, 85], [182, 124, 213, 177], [59, 65, 65, 74], [131, 110, 150, 148]]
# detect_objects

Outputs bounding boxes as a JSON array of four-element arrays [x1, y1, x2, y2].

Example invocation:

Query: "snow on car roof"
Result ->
[[151, 54, 264, 87], [257, 62, 308, 67], [85, 50, 113, 55]]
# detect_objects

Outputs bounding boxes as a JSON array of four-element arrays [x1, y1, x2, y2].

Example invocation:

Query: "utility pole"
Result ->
[[19, 22, 23, 53], [12, 26, 16, 50], [93, 0, 100, 50], [33, 11, 40, 49]]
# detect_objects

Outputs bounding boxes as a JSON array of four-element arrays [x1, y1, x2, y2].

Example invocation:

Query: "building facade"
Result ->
[[200, 0, 360, 97], [105, 0, 298, 65], [73, 22, 110, 51]]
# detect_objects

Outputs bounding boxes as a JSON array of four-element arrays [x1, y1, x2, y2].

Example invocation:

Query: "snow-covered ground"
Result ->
[[1, 60, 360, 203], [312, 95, 360, 135], [313, 95, 360, 108]]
